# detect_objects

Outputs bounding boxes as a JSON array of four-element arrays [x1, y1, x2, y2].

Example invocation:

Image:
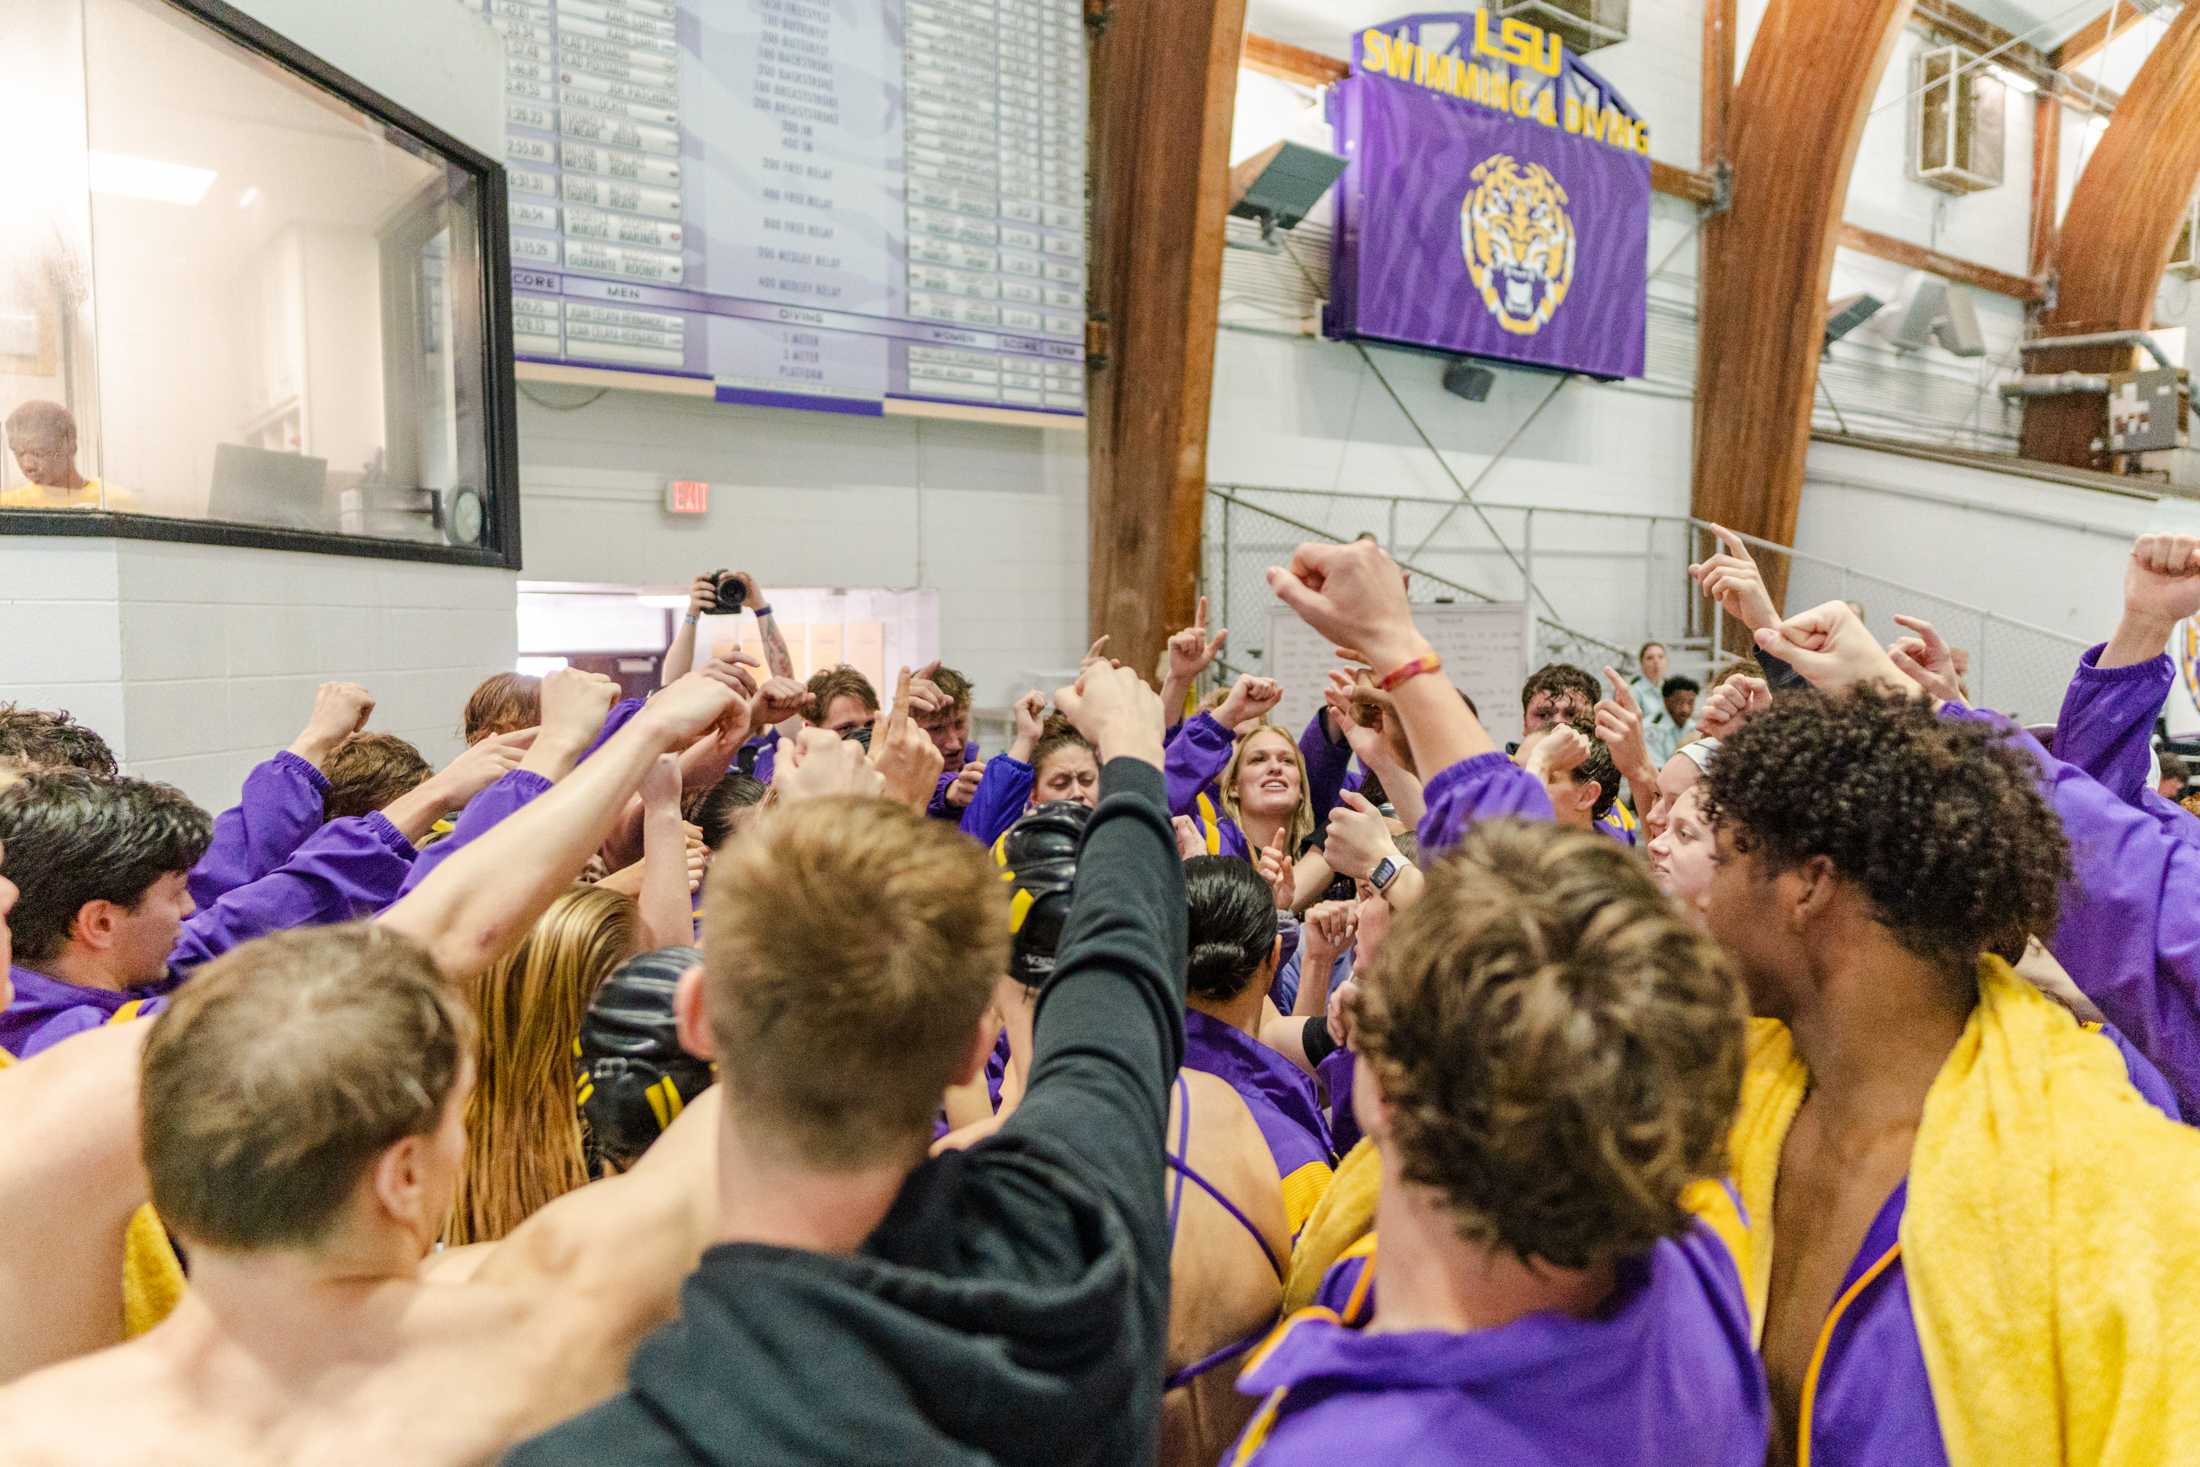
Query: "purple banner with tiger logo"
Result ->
[[1325, 14, 1650, 379]]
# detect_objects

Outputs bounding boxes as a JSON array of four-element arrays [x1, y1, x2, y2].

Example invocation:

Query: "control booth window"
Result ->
[[0, 0, 518, 564]]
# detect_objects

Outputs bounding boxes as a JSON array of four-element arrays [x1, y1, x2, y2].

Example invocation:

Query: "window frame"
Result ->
[[0, 0, 523, 570]]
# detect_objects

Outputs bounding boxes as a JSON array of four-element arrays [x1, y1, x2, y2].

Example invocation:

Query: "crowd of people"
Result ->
[[3, 525, 2200, 1466]]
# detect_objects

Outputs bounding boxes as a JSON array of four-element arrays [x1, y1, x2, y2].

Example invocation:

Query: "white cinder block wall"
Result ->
[[0, 538, 516, 812], [517, 390, 1090, 708]]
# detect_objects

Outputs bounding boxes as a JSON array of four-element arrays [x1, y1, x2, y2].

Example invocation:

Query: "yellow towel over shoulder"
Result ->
[[1728, 958, 2200, 1466]]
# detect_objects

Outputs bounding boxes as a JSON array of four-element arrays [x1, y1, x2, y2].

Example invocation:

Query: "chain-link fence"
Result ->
[[1206, 485, 2088, 723]]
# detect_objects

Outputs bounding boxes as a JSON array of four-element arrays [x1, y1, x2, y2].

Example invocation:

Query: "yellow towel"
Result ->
[[1729, 957, 2200, 1465], [122, 1205, 185, 1336], [1283, 1137, 1379, 1314]]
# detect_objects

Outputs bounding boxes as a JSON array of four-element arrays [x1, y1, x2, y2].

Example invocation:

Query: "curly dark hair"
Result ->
[[1361, 820, 1744, 1270], [1700, 687, 2067, 972], [0, 704, 118, 777], [1519, 662, 1599, 719]]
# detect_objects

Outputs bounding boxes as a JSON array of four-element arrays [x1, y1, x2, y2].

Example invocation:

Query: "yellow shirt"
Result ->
[[0, 479, 135, 511]]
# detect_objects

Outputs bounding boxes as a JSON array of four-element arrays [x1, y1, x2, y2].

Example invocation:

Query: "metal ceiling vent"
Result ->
[[1493, 0, 1630, 55], [1910, 44, 2006, 194]]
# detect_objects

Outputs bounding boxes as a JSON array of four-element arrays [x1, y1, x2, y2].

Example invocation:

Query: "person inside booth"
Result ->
[[3, 401, 131, 511]]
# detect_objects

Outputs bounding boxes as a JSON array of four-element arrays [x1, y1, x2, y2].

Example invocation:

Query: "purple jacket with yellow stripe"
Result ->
[[1183, 1007, 1335, 1237], [1411, 721, 2182, 1464], [1226, 1216, 1767, 1465]]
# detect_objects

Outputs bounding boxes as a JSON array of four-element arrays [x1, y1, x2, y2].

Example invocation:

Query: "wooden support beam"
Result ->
[[1652, 160, 1721, 206], [2024, 3, 2200, 468], [1242, 32, 1347, 86], [2050, 1, 2146, 70], [1834, 222, 2046, 302], [1088, 0, 1251, 675], [1703, 0, 1735, 171], [2029, 89, 2060, 277], [1691, 0, 1916, 601]]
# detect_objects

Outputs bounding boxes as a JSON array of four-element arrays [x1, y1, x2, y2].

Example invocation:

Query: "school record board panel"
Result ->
[[473, 0, 1088, 421]]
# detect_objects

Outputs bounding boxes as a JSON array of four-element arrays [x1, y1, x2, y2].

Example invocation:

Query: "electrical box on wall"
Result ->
[[2170, 196, 2200, 280], [1910, 45, 2006, 194], [1494, 0, 1629, 54]]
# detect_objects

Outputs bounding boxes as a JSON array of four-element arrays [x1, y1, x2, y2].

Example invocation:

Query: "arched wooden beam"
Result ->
[[1690, 0, 1916, 598], [2021, 4, 2200, 468], [1086, 0, 1250, 679]]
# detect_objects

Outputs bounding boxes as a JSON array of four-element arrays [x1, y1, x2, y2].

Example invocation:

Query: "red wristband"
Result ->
[[1375, 652, 1443, 692]]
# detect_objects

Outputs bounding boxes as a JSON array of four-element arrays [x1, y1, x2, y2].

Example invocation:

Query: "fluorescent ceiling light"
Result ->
[[87, 150, 216, 206]]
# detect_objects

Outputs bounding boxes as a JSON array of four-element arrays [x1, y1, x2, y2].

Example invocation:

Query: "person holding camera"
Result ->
[[661, 570, 793, 690]]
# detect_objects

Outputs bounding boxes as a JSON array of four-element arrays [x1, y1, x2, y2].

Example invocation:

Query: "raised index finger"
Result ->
[[1194, 595, 1208, 631], [1709, 523, 1750, 561], [885, 666, 914, 740], [1601, 666, 1639, 711]]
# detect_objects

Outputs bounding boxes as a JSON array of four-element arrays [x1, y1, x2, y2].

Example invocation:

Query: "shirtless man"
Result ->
[[0, 663, 756, 1458], [937, 802, 1289, 1466]]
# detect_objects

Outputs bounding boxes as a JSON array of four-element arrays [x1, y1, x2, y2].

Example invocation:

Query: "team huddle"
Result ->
[[4, 527, 2200, 1466]]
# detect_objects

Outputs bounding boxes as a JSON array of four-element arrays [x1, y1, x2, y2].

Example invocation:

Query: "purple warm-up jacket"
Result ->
[[2, 811, 418, 1058], [2052, 643, 2200, 849], [185, 750, 330, 908]]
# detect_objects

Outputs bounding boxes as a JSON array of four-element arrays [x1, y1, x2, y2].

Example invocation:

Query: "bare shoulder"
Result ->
[[0, 1344, 165, 1462], [0, 1023, 149, 1188], [1175, 1072, 1290, 1247]]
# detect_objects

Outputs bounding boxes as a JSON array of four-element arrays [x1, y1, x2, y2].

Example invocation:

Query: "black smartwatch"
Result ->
[[1370, 855, 1402, 894]]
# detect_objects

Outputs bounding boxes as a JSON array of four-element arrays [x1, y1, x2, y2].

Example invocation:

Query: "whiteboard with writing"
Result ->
[[1263, 602, 1531, 750]]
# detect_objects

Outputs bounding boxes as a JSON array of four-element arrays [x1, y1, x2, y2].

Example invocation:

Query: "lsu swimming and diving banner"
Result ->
[[1326, 14, 1651, 379]]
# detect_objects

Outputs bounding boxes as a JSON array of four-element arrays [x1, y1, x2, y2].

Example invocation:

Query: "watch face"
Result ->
[[1371, 857, 1398, 890]]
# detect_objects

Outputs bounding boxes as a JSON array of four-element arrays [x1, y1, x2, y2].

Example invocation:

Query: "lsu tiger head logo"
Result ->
[[1461, 155, 1577, 337]]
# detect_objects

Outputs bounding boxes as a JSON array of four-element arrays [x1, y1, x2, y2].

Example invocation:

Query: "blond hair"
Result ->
[[1220, 723, 1314, 854], [142, 925, 472, 1251], [447, 885, 639, 1245], [1361, 820, 1744, 1269], [702, 796, 1007, 1168]]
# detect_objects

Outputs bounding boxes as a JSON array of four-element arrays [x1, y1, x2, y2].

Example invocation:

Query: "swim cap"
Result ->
[[575, 945, 713, 1172], [994, 801, 1090, 988], [1674, 737, 1721, 775]]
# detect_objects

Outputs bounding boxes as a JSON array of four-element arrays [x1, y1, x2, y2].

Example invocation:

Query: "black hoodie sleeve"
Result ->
[[1002, 754, 1185, 1232]]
